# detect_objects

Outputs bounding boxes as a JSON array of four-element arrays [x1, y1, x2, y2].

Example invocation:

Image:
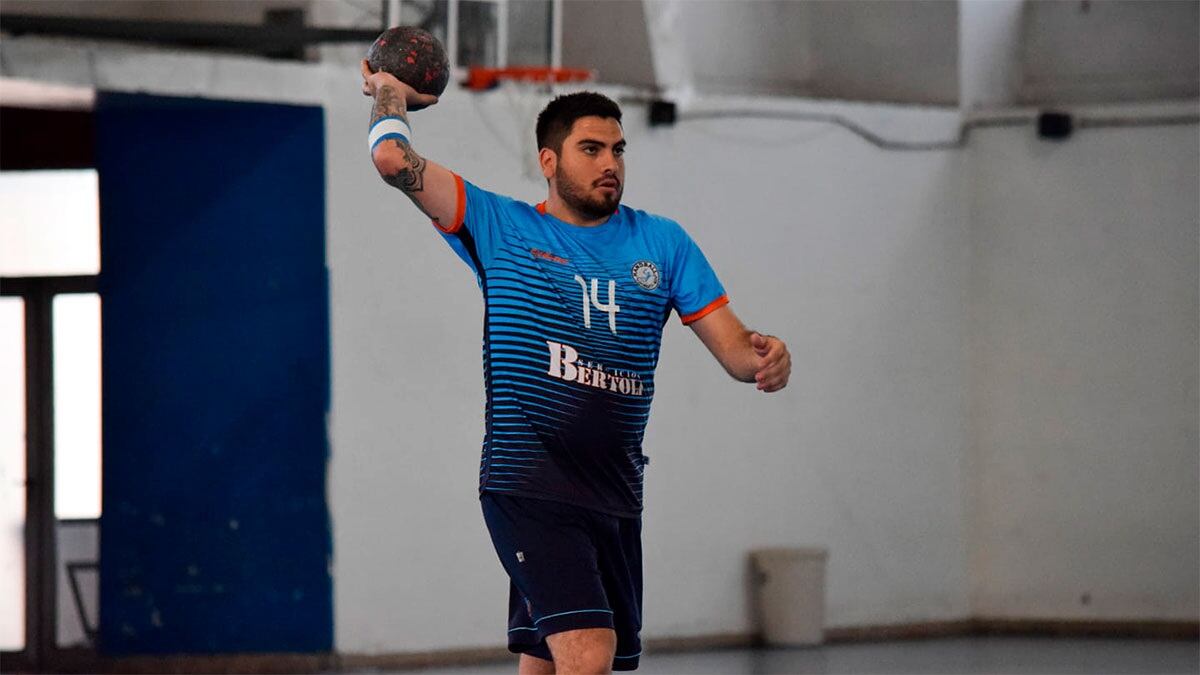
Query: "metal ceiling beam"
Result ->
[[0, 14, 381, 54]]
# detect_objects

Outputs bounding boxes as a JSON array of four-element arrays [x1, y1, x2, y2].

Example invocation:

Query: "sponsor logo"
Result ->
[[631, 260, 660, 291], [531, 248, 570, 265], [546, 341, 645, 396], [516, 551, 525, 563]]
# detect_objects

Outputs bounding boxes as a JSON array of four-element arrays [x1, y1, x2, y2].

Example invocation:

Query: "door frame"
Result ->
[[0, 274, 98, 670]]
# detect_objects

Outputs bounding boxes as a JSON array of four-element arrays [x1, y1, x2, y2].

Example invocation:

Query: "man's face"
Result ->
[[545, 116, 626, 220]]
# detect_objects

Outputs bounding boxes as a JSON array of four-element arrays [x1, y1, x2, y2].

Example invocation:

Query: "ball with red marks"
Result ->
[[366, 27, 450, 100]]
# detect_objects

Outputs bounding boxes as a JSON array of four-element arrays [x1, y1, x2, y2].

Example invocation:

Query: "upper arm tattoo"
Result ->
[[382, 142, 427, 194]]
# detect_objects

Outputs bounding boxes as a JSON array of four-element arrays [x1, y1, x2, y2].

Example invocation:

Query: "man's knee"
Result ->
[[545, 627, 616, 674]]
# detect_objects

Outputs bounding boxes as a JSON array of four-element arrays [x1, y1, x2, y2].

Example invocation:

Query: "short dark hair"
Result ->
[[536, 91, 622, 153]]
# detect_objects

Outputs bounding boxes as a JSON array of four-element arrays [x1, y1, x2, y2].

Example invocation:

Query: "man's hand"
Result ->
[[361, 59, 439, 110], [689, 305, 791, 393], [750, 332, 790, 392]]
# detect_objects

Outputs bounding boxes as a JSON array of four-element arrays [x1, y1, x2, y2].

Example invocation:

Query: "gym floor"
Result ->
[[397, 637, 1199, 674]]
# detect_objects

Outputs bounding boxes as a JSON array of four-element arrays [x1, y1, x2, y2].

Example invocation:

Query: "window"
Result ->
[[0, 297, 25, 650], [392, 0, 558, 69]]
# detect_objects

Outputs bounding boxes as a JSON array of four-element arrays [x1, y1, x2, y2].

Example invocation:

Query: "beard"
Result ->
[[555, 165, 622, 220]]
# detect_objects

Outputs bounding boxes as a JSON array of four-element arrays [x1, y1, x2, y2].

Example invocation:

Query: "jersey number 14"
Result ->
[[574, 275, 620, 334]]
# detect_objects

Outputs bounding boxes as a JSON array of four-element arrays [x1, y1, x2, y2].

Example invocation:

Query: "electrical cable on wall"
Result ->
[[665, 107, 1199, 152]]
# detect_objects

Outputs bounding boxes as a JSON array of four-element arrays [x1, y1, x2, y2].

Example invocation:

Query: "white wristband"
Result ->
[[368, 116, 412, 152]]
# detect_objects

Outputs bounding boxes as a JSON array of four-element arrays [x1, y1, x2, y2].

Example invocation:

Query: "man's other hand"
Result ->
[[688, 305, 791, 392], [750, 332, 790, 392]]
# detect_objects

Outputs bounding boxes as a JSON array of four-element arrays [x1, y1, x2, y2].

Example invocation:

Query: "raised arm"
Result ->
[[361, 59, 461, 230], [688, 305, 791, 392]]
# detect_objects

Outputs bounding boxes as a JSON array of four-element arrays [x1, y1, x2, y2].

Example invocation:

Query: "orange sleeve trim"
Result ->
[[680, 294, 729, 325], [433, 172, 466, 234]]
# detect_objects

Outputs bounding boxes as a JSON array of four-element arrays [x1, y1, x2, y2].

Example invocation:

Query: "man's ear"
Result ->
[[539, 147, 557, 180]]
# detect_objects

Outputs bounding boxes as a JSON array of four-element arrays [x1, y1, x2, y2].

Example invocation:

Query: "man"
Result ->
[[362, 61, 791, 674]]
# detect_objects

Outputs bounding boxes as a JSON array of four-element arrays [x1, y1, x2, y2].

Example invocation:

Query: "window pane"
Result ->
[[507, 0, 551, 67], [400, 0, 448, 46], [0, 170, 100, 277], [0, 297, 25, 650], [53, 294, 101, 521], [56, 520, 98, 647], [459, 1, 498, 67]]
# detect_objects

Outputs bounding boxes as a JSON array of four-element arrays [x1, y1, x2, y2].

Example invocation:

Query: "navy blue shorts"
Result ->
[[480, 491, 643, 671]]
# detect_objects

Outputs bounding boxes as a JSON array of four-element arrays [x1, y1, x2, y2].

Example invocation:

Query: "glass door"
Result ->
[[0, 297, 25, 652]]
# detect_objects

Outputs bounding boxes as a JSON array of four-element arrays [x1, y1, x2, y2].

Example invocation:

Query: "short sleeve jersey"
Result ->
[[436, 174, 728, 518]]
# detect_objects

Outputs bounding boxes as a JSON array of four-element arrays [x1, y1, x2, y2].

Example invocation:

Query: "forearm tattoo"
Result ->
[[370, 84, 427, 195]]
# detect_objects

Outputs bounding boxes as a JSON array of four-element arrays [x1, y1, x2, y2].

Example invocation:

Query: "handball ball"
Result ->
[[366, 27, 450, 99]]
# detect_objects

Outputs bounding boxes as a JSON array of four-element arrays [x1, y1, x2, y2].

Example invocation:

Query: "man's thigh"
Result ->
[[546, 627, 617, 671]]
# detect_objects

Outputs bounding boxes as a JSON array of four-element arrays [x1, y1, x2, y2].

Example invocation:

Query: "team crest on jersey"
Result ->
[[631, 260, 660, 291]]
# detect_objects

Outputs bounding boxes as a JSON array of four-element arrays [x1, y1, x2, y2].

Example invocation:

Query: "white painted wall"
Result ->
[[671, 0, 815, 96], [561, 1, 656, 88], [2, 31, 1196, 657], [627, 101, 972, 630], [1018, 0, 1200, 104], [959, 0, 1024, 110], [805, 0, 959, 105], [967, 123, 1200, 620], [638, 0, 958, 103]]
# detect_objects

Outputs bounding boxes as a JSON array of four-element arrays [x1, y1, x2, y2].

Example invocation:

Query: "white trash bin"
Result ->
[[750, 547, 829, 646]]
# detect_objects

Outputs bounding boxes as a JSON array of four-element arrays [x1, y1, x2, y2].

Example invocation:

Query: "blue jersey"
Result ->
[[436, 175, 728, 517]]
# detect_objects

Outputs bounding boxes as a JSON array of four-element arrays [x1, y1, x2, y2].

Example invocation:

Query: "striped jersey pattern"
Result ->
[[436, 175, 728, 517]]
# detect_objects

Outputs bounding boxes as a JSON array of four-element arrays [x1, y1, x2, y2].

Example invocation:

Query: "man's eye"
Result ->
[[583, 146, 597, 154], [614, 147, 625, 156]]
